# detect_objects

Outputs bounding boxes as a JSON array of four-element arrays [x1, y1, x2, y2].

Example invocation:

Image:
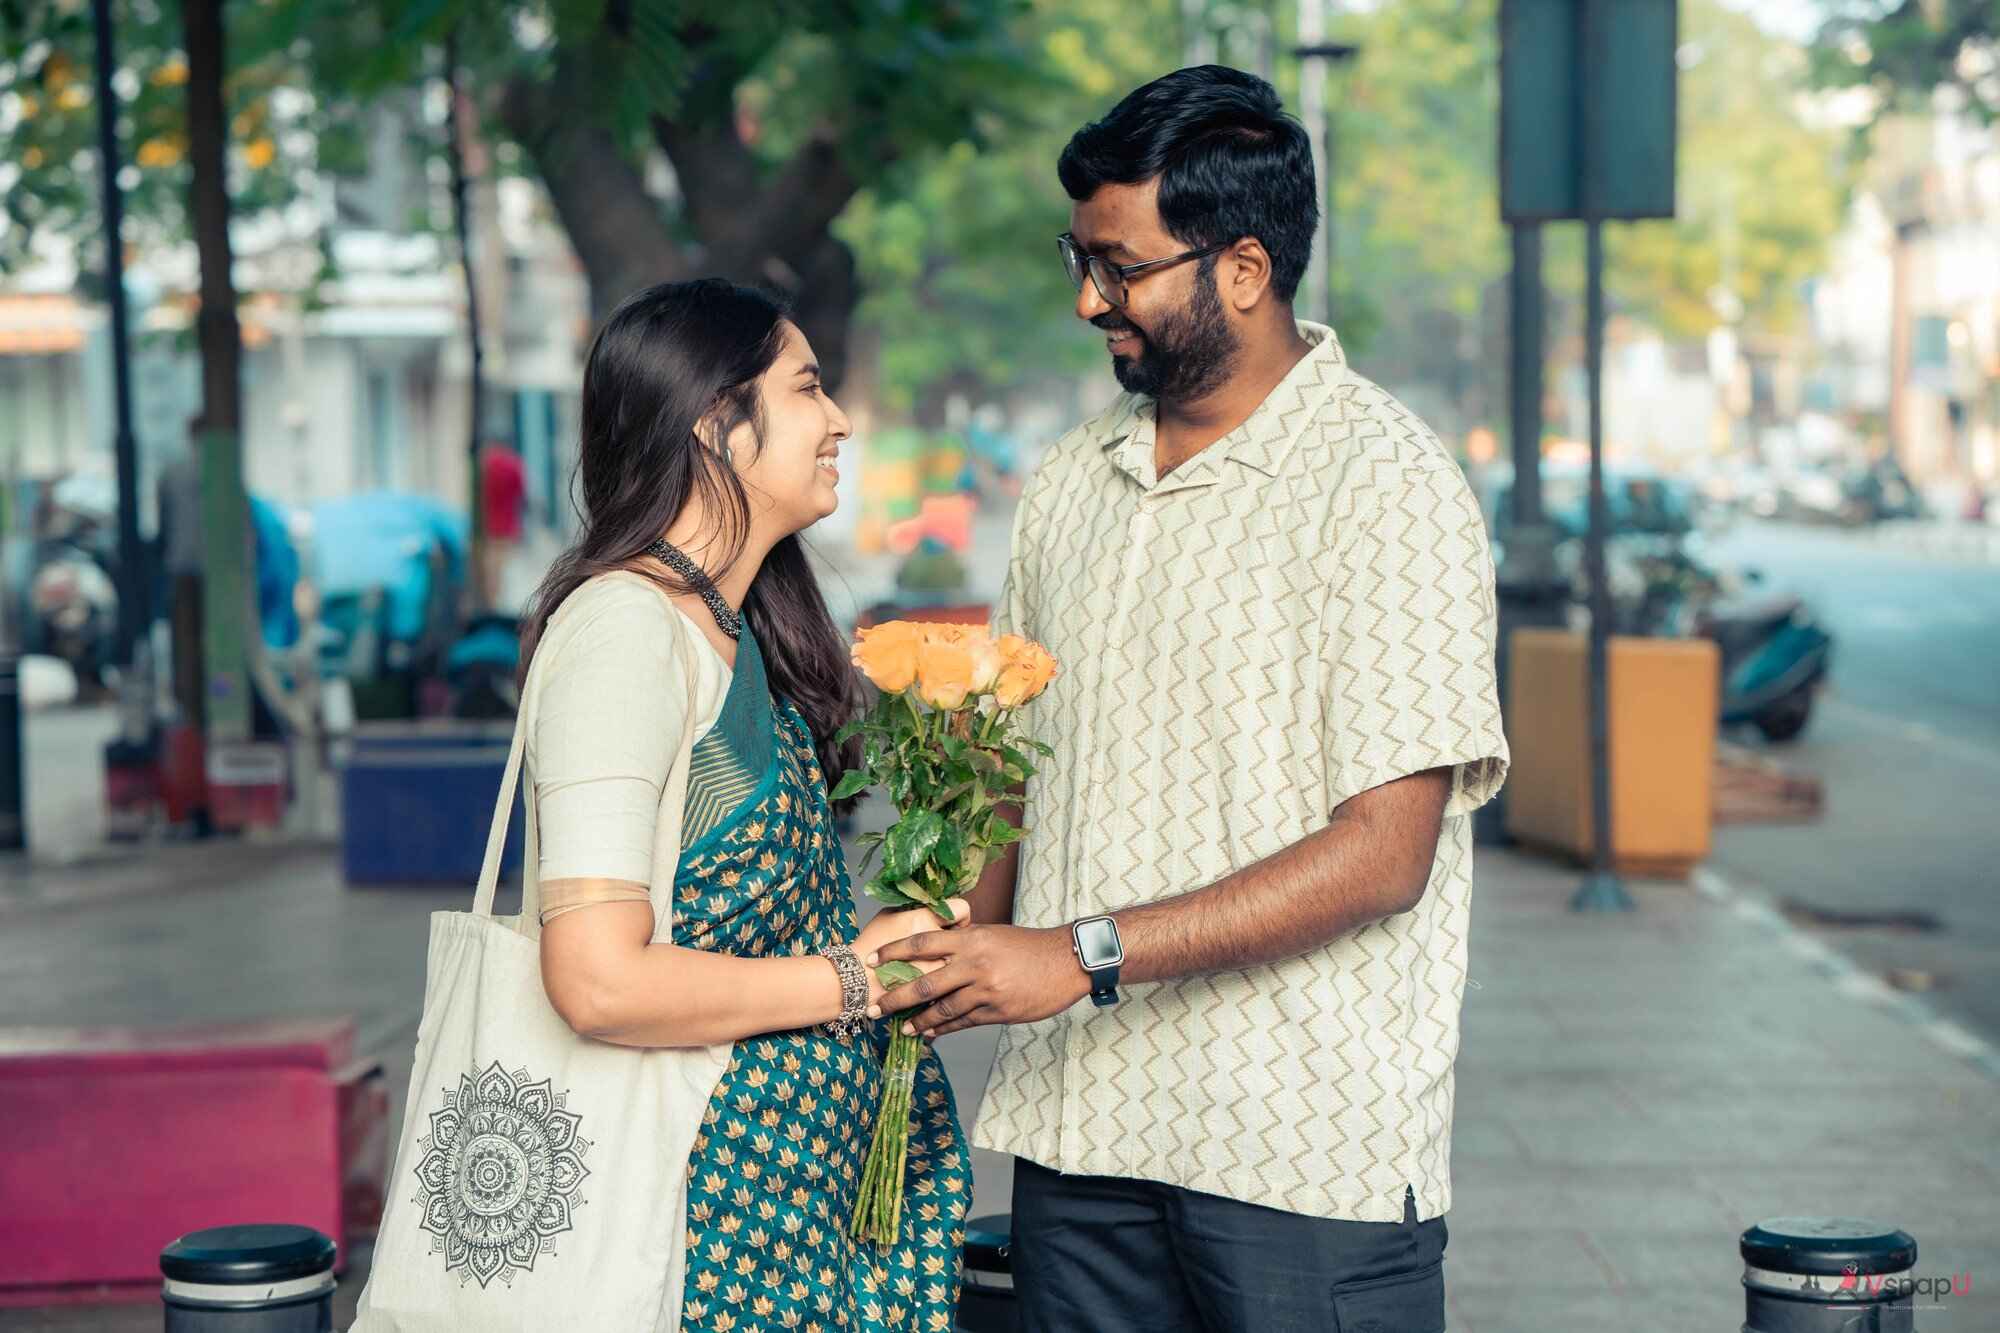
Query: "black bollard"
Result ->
[[160, 1224, 336, 1332], [956, 1213, 1019, 1332], [1740, 1217, 1917, 1333]]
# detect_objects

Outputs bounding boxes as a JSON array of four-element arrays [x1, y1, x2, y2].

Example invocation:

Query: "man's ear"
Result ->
[[1222, 238, 1274, 312]]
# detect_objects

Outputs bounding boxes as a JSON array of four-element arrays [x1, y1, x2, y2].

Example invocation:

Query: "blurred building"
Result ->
[[0, 93, 590, 537], [1807, 106, 2000, 489]]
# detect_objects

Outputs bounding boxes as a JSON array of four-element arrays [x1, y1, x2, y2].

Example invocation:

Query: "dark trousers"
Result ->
[[1010, 1158, 1448, 1333]]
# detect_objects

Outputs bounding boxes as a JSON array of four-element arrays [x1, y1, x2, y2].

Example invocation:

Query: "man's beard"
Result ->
[[1094, 265, 1239, 404]]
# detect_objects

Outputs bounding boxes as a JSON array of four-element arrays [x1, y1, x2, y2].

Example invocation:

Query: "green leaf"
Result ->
[[865, 876, 923, 910], [1026, 740, 1055, 758], [882, 809, 946, 881], [874, 960, 925, 988], [829, 768, 873, 801], [933, 821, 964, 874]]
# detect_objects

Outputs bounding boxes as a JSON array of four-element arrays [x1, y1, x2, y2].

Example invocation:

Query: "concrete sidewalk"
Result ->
[[1, 831, 1994, 1330]]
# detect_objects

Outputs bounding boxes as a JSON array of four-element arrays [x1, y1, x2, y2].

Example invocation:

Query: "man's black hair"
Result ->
[[1058, 65, 1319, 305]]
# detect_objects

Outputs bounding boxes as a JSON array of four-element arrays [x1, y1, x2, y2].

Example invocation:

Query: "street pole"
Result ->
[[1291, 37, 1359, 329], [0, 472, 18, 851], [93, 0, 160, 842], [445, 31, 486, 614], [1480, 220, 1567, 848], [1296, 0, 1328, 324], [1568, 0, 1632, 908], [92, 0, 143, 677]]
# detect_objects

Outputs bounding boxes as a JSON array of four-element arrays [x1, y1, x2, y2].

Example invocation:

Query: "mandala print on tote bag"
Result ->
[[410, 1060, 593, 1288]]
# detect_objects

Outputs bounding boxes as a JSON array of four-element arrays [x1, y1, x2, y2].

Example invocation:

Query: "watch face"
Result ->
[[1075, 917, 1123, 969]]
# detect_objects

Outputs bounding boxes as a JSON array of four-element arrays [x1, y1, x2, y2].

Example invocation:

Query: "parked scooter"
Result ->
[[1616, 545, 1832, 743], [1700, 588, 1832, 741], [23, 478, 122, 691], [28, 540, 118, 689]]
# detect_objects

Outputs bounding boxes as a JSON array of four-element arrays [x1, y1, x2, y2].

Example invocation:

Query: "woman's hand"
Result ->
[[854, 899, 969, 1012], [853, 898, 969, 963]]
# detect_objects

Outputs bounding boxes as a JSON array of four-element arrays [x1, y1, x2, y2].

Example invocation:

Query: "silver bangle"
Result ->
[[823, 943, 871, 1039]]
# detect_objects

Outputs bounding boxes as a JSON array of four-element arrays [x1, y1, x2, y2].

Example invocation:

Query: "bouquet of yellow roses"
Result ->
[[833, 619, 1059, 1247]]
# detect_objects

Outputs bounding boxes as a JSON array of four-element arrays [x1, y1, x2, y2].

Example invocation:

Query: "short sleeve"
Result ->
[[1320, 459, 1510, 818], [531, 582, 694, 891], [989, 454, 1051, 642]]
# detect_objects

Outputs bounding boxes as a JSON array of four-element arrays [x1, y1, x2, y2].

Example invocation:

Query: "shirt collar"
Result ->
[[1101, 320, 1348, 488]]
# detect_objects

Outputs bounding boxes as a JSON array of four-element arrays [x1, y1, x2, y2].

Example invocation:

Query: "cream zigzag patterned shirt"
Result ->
[[975, 321, 1508, 1224]]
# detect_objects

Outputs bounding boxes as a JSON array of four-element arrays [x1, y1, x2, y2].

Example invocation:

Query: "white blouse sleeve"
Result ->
[[530, 580, 696, 889]]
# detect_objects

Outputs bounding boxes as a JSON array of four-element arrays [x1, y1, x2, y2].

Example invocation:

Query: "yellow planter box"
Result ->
[[1504, 628, 1720, 879]]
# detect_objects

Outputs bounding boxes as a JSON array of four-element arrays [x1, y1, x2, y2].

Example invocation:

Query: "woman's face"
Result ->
[[724, 322, 852, 535]]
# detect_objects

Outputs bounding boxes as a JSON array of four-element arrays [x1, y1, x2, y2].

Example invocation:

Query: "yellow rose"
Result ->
[[851, 621, 923, 693], [925, 623, 1004, 692], [915, 636, 977, 710], [993, 635, 1058, 707]]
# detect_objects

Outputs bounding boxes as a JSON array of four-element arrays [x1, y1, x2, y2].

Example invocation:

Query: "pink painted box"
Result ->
[[0, 1017, 386, 1308]]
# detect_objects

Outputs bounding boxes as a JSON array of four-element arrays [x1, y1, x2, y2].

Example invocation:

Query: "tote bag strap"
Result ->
[[472, 574, 709, 923], [470, 594, 575, 919]]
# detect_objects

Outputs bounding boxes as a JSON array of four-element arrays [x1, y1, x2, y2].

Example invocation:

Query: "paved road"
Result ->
[[1702, 520, 2000, 1041]]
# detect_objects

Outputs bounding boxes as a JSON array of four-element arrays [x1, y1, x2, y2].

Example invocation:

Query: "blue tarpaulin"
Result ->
[[306, 493, 468, 642]]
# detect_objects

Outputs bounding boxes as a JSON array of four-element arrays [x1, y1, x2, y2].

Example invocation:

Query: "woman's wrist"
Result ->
[[821, 943, 871, 1037]]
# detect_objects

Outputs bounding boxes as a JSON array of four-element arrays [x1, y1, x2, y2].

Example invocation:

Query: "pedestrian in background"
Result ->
[[476, 438, 525, 610]]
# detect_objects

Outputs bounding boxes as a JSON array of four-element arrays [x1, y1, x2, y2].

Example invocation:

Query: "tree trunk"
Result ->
[[182, 0, 252, 744], [498, 68, 689, 323], [184, 0, 238, 435], [500, 54, 869, 392]]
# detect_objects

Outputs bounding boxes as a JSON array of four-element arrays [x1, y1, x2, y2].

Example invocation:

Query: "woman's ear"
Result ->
[[692, 415, 734, 467]]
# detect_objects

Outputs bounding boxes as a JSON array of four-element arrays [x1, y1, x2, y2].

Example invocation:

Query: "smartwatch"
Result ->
[[1071, 915, 1124, 1007]]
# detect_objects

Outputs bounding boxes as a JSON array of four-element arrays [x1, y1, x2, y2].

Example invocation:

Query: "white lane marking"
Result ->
[[1818, 696, 2000, 776], [1690, 865, 2000, 1083]]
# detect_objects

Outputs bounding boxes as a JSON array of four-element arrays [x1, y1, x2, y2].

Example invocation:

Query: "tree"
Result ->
[[1600, 0, 1850, 340], [1812, 0, 2000, 125], [0, 1, 337, 280], [1329, 0, 1846, 403], [835, 0, 1183, 422], [2, 0, 1047, 392]]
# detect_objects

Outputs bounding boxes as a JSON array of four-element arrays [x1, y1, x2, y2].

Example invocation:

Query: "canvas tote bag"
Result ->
[[351, 580, 732, 1331]]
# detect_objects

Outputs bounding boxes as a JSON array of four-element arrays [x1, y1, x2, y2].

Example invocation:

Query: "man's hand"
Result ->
[[869, 924, 1090, 1039]]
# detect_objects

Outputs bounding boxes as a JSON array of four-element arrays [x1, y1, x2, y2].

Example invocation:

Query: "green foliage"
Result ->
[[836, 0, 1184, 415], [1333, 0, 1846, 356], [1600, 0, 1851, 337], [1812, 0, 2000, 125], [0, 0, 345, 270], [841, 682, 1045, 914]]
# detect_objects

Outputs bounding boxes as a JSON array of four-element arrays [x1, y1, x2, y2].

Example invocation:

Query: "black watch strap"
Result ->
[[1087, 961, 1122, 1007]]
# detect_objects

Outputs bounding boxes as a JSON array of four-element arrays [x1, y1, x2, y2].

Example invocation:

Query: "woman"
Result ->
[[521, 279, 969, 1331]]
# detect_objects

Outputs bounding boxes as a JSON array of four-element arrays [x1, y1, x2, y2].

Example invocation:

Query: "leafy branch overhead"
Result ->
[[0, 0, 1045, 391]]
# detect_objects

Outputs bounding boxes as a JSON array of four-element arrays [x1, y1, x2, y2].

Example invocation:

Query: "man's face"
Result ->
[[1068, 179, 1238, 403]]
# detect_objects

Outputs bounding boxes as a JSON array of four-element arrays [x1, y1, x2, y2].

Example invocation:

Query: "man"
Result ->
[[873, 66, 1508, 1331]]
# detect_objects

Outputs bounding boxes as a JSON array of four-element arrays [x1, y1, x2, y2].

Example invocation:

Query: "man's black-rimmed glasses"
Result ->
[[1058, 232, 1229, 308]]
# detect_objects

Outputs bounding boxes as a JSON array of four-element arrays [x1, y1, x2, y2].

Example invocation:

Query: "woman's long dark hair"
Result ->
[[520, 279, 863, 802]]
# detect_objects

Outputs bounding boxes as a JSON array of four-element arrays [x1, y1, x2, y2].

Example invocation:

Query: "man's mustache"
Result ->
[[1092, 314, 1142, 337]]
